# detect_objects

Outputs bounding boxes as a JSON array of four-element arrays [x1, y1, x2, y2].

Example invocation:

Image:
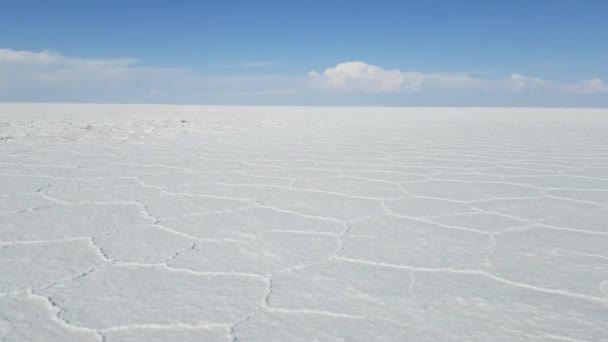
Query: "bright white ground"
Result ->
[[1, 104, 608, 341]]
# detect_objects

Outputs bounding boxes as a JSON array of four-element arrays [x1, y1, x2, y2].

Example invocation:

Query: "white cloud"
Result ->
[[308, 61, 422, 93], [505, 73, 548, 92], [0, 48, 185, 91], [0, 48, 273, 102], [0, 49, 60, 64], [0, 48, 137, 74], [421, 72, 483, 89], [0, 49, 286, 102], [308, 61, 485, 93], [308, 62, 597, 96], [562, 78, 608, 94]]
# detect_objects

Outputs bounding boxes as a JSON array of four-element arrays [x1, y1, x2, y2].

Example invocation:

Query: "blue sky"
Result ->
[[1, 0, 607, 106]]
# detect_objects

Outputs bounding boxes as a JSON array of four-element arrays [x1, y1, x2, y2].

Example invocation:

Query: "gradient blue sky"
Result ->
[[1, 0, 607, 106]]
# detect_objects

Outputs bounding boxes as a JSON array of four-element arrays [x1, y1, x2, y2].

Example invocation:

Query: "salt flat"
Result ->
[[1, 103, 608, 341]]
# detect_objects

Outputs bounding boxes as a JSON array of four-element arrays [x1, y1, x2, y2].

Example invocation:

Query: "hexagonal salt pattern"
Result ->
[[1, 105, 608, 341]]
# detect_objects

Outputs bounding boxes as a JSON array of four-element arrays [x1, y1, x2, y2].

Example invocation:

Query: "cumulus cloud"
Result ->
[[307, 61, 422, 92], [308, 61, 488, 93], [562, 78, 608, 94]]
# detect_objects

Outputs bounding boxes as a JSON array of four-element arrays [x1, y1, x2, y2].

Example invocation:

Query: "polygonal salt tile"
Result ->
[[141, 172, 224, 188], [392, 157, 494, 169], [541, 211, 608, 233], [0, 194, 53, 214], [259, 190, 384, 221], [0, 164, 73, 177], [0, 240, 103, 292], [218, 173, 294, 187], [505, 175, 608, 190], [58, 168, 146, 179], [429, 212, 529, 233], [233, 167, 292, 179], [128, 164, 195, 174], [170, 231, 338, 274], [174, 183, 284, 200], [93, 226, 194, 263], [182, 159, 244, 172], [472, 197, 602, 221], [401, 181, 541, 202], [104, 326, 230, 342], [2, 203, 150, 240], [478, 167, 556, 176], [393, 166, 470, 175], [408, 271, 608, 341], [294, 176, 406, 198], [288, 168, 342, 179], [343, 215, 490, 269], [40, 265, 267, 329], [385, 197, 471, 217], [317, 156, 390, 165], [342, 170, 428, 183], [252, 159, 316, 169], [234, 310, 413, 342], [500, 162, 575, 172], [160, 207, 345, 240], [431, 173, 504, 182], [564, 168, 608, 179], [548, 189, 608, 205], [0, 176, 53, 194], [142, 194, 248, 219], [47, 178, 139, 192], [0, 295, 99, 342], [489, 227, 608, 297], [43, 181, 160, 203], [269, 259, 412, 318]]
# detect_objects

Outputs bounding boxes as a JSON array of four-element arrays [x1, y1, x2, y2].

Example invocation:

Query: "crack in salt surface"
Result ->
[[27, 291, 104, 341], [165, 240, 197, 263]]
